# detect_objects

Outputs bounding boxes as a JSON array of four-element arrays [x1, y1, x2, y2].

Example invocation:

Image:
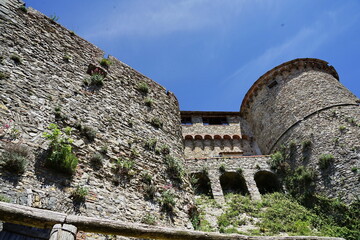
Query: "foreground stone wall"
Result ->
[[0, 0, 193, 231], [241, 58, 360, 203]]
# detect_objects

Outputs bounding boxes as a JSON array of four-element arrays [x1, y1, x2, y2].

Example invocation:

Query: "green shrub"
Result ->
[[137, 82, 149, 94], [71, 185, 88, 202], [144, 138, 157, 151], [302, 140, 311, 150], [0, 195, 10, 202], [130, 147, 139, 158], [285, 166, 316, 199], [351, 167, 358, 173], [144, 98, 153, 107], [99, 145, 108, 154], [42, 124, 78, 175], [339, 125, 347, 132], [268, 151, 283, 169], [318, 154, 334, 170], [144, 184, 156, 200], [49, 14, 59, 22], [0, 143, 29, 174], [188, 205, 200, 230], [141, 213, 157, 225], [114, 158, 134, 175], [19, 5, 27, 13], [164, 155, 185, 181], [90, 153, 103, 167], [219, 163, 226, 172], [150, 118, 163, 129], [84, 73, 104, 87], [160, 189, 176, 212], [141, 171, 152, 184], [236, 168, 243, 174], [10, 55, 21, 64], [189, 174, 199, 186], [63, 55, 71, 62], [99, 58, 112, 68], [160, 144, 170, 155], [81, 126, 96, 141], [258, 193, 317, 235], [0, 71, 9, 80], [53, 106, 68, 121]]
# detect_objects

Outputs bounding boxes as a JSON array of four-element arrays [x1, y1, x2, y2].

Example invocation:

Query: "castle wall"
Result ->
[[0, 0, 193, 231], [241, 58, 360, 202], [181, 112, 257, 159]]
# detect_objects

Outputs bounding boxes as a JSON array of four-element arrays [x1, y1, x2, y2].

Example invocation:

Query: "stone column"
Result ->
[[243, 171, 261, 201], [49, 224, 77, 240], [208, 170, 225, 204]]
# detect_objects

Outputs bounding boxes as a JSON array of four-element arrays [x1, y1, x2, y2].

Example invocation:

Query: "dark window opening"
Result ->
[[203, 117, 228, 125], [254, 171, 282, 194], [191, 172, 213, 197], [220, 172, 249, 195], [181, 117, 192, 125], [267, 81, 278, 89]]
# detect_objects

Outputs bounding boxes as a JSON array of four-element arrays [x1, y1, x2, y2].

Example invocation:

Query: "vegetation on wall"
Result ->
[[42, 123, 78, 175], [193, 192, 360, 239], [164, 155, 185, 182], [0, 143, 29, 174]]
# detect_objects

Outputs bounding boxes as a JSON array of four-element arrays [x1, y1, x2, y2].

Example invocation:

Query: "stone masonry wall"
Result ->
[[0, 0, 193, 232], [241, 59, 358, 154], [241, 58, 360, 203], [272, 105, 360, 203]]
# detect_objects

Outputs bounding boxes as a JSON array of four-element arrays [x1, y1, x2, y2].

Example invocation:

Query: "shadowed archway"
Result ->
[[190, 172, 213, 197], [254, 170, 281, 194], [220, 172, 249, 195]]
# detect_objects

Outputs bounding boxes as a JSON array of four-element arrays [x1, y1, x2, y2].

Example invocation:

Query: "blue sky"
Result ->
[[25, 0, 360, 111]]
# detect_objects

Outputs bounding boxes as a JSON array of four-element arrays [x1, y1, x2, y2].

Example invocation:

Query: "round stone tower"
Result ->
[[240, 58, 360, 202]]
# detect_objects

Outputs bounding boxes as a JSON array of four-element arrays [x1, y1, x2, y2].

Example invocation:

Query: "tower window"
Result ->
[[181, 117, 192, 125], [203, 117, 228, 125], [267, 80, 278, 89]]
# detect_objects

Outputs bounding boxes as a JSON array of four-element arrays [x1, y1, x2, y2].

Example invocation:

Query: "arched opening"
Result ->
[[190, 172, 213, 197], [254, 171, 281, 194], [204, 135, 212, 140], [223, 135, 231, 140], [184, 135, 193, 140], [194, 135, 203, 140], [220, 172, 249, 195], [232, 135, 241, 140]]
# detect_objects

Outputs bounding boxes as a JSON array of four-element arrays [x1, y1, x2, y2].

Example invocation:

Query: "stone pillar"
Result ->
[[49, 224, 77, 240], [208, 170, 225, 204], [243, 172, 261, 201]]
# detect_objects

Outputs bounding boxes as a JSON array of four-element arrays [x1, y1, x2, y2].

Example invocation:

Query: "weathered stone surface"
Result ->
[[241, 59, 360, 203], [0, 0, 193, 233]]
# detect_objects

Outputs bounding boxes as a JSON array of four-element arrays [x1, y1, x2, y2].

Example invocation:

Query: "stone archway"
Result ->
[[190, 172, 213, 197], [219, 172, 249, 195], [254, 170, 281, 194]]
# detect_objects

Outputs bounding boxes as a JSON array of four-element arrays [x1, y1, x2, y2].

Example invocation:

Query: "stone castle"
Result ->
[[0, 0, 359, 239]]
